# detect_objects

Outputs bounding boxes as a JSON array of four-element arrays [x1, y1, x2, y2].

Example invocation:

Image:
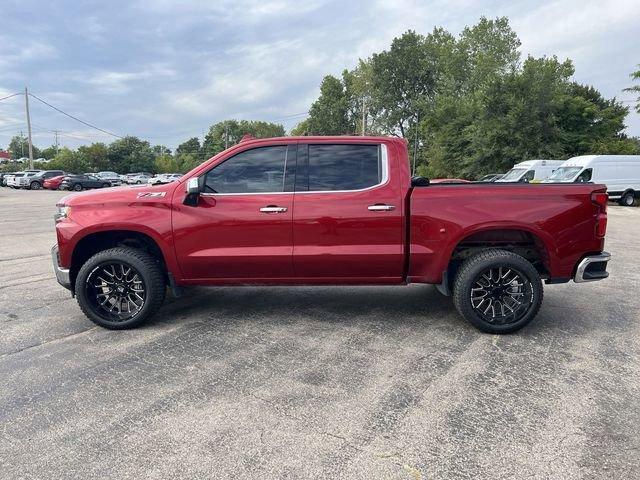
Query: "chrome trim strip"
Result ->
[[574, 251, 611, 283], [51, 244, 72, 290]]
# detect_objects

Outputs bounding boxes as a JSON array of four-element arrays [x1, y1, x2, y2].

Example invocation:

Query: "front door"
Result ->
[[172, 144, 296, 281]]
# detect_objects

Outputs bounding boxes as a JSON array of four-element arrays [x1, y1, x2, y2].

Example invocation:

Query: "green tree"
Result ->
[[154, 153, 180, 173], [201, 120, 285, 157], [107, 136, 155, 173], [47, 147, 89, 173], [8, 135, 40, 159], [368, 30, 437, 136], [290, 118, 311, 136], [78, 143, 109, 172], [175, 137, 201, 158], [305, 75, 354, 135], [40, 146, 58, 161], [623, 64, 640, 113]]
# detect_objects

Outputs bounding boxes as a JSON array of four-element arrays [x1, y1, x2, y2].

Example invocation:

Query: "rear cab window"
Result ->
[[298, 144, 383, 192]]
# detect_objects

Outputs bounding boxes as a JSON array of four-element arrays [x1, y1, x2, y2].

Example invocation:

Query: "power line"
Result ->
[[0, 92, 22, 102], [27, 92, 123, 139]]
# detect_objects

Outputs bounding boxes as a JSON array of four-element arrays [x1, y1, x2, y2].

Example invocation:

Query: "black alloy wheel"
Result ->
[[453, 249, 543, 333], [469, 266, 534, 325]]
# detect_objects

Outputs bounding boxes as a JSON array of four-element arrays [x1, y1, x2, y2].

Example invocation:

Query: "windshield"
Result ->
[[498, 168, 526, 181], [547, 167, 581, 182]]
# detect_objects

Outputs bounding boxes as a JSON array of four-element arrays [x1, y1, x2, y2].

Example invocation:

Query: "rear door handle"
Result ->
[[368, 204, 395, 211], [260, 206, 288, 213]]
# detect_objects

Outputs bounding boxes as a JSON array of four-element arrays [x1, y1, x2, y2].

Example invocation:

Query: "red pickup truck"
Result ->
[[52, 136, 610, 333]]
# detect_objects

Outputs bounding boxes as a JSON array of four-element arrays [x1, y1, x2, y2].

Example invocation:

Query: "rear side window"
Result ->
[[204, 146, 287, 193], [306, 144, 382, 191]]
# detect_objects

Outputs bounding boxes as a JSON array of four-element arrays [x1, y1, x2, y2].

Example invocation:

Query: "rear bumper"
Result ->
[[574, 252, 610, 283], [51, 244, 72, 291]]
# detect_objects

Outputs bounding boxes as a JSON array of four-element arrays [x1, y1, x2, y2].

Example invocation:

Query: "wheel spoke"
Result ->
[[470, 265, 533, 326], [86, 261, 146, 322]]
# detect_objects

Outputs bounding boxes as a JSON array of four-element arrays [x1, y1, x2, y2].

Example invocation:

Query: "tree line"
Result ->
[[293, 17, 640, 178], [1, 120, 285, 174], [2, 16, 640, 179]]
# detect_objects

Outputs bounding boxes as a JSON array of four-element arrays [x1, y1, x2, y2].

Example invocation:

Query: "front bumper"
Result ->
[[51, 244, 72, 291], [574, 252, 611, 283]]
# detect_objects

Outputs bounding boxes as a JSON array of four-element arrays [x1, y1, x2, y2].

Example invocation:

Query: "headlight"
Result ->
[[54, 205, 71, 223]]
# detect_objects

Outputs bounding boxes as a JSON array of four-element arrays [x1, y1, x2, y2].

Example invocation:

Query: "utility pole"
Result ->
[[224, 122, 229, 149], [361, 97, 366, 136], [54, 130, 59, 154], [24, 86, 34, 169]]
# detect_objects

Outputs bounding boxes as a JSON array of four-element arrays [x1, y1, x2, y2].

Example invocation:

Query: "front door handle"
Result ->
[[260, 206, 288, 213], [368, 204, 395, 211]]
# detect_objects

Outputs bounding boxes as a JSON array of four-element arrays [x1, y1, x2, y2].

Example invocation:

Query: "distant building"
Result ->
[[0, 150, 10, 163]]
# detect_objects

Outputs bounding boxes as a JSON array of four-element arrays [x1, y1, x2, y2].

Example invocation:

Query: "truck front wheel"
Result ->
[[452, 249, 543, 334], [75, 247, 166, 329]]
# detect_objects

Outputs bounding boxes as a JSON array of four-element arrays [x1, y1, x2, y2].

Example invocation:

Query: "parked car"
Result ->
[[479, 173, 503, 182], [148, 173, 182, 185], [544, 155, 640, 206], [52, 136, 610, 334], [496, 160, 564, 183], [21, 170, 65, 190], [60, 174, 112, 191], [95, 171, 122, 186], [125, 172, 153, 184], [0, 172, 16, 186], [17, 171, 45, 188], [6, 172, 26, 188], [44, 175, 67, 190]]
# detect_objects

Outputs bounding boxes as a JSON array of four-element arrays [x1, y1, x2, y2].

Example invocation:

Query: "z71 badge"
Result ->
[[136, 192, 166, 198]]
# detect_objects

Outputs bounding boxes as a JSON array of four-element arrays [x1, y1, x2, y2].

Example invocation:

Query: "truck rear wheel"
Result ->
[[75, 247, 166, 329], [452, 249, 543, 334]]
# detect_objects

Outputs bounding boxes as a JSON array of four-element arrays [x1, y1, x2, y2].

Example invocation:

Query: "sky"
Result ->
[[1, 0, 639, 153]]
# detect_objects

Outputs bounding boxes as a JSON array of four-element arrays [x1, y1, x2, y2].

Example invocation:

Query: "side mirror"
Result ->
[[186, 177, 199, 194], [411, 176, 430, 187], [183, 177, 200, 206]]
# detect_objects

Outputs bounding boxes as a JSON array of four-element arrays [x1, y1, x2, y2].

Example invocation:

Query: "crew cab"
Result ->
[[52, 136, 611, 333]]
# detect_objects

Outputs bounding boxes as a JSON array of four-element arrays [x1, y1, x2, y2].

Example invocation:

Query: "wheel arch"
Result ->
[[439, 224, 556, 292], [69, 229, 170, 291]]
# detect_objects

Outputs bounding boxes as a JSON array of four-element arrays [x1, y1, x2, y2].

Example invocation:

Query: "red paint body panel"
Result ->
[[55, 136, 607, 289]]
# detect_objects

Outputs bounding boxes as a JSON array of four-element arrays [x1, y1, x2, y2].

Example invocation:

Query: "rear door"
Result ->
[[292, 142, 404, 281], [172, 143, 296, 280]]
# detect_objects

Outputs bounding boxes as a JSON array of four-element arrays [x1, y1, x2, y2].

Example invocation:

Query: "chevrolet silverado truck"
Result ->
[[52, 136, 611, 333]]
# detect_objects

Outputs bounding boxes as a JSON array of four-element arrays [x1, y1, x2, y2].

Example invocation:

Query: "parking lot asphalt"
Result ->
[[0, 186, 639, 479]]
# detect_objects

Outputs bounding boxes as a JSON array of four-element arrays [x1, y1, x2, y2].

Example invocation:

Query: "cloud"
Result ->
[[1, 0, 639, 150], [83, 64, 177, 94]]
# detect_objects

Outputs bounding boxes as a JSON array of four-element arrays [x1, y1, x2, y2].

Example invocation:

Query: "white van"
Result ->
[[545, 155, 640, 206], [496, 160, 565, 183]]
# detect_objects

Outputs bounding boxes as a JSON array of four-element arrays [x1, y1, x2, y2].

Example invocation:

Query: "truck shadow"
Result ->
[[148, 284, 464, 330]]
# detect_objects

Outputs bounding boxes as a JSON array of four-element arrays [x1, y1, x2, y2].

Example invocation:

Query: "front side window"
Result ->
[[204, 146, 287, 194], [522, 170, 535, 182], [576, 168, 592, 183], [306, 144, 381, 191], [498, 168, 526, 182], [548, 167, 582, 181]]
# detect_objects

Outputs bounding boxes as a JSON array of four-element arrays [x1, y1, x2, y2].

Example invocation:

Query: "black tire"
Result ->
[[30, 181, 42, 190], [73, 183, 83, 191], [75, 247, 166, 329], [619, 191, 635, 207], [102, 183, 110, 188], [452, 249, 543, 334]]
